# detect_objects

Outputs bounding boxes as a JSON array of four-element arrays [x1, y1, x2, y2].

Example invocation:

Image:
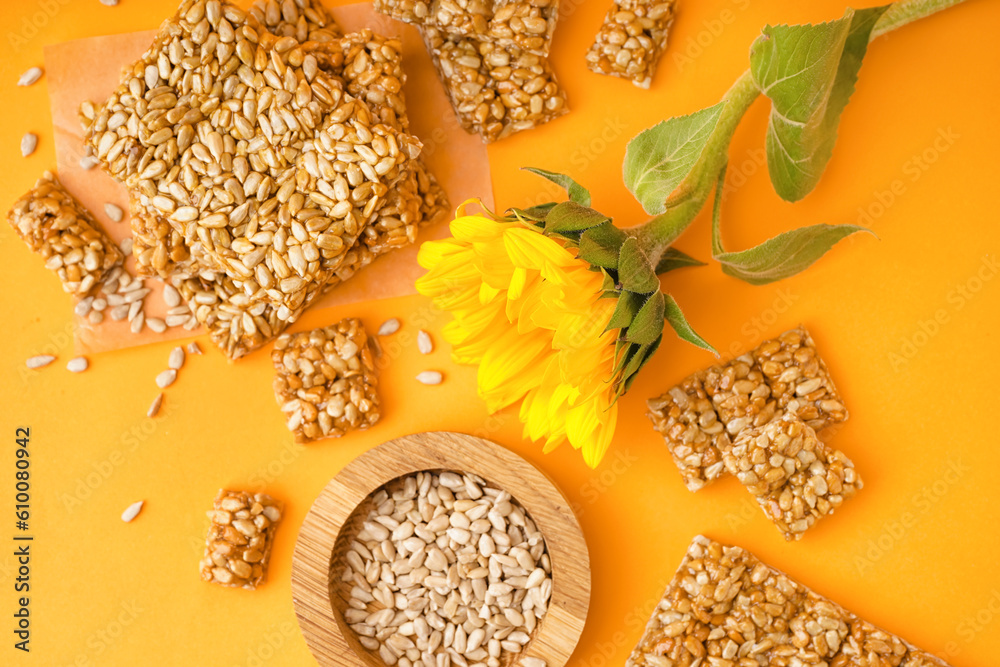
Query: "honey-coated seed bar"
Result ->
[[200, 490, 282, 590], [627, 535, 954, 667]]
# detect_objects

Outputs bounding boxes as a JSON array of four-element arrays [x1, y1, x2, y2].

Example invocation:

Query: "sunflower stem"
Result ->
[[629, 0, 967, 270]]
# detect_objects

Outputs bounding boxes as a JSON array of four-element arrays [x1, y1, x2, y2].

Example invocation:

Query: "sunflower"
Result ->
[[416, 206, 620, 467]]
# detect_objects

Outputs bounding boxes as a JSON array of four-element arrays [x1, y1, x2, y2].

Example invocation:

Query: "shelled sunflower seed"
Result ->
[[18, 67, 43, 87], [21, 133, 38, 157], [417, 330, 433, 354], [121, 501, 144, 523], [147, 393, 164, 418], [67, 357, 89, 373], [104, 203, 124, 223], [342, 471, 552, 667], [25, 355, 56, 369], [155, 369, 177, 389], [379, 318, 401, 336]]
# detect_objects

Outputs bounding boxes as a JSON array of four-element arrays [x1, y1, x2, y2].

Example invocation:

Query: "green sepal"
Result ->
[[544, 201, 609, 236], [617, 238, 660, 293], [655, 247, 705, 274], [626, 292, 666, 345], [579, 222, 628, 269], [606, 291, 644, 331], [523, 167, 592, 207]]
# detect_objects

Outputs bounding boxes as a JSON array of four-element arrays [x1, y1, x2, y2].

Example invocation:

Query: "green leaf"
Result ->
[[579, 222, 628, 269], [664, 295, 718, 356], [606, 291, 644, 331], [622, 336, 662, 394], [626, 292, 666, 345], [523, 167, 592, 207], [751, 6, 889, 202], [715, 224, 873, 285], [543, 201, 609, 236], [617, 237, 660, 294], [623, 102, 725, 215], [655, 248, 705, 274]]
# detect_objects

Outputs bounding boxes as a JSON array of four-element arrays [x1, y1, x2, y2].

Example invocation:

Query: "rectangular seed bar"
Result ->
[[702, 353, 780, 437], [375, 0, 560, 57], [726, 415, 863, 540], [200, 490, 283, 590], [423, 28, 569, 142], [646, 372, 730, 492], [753, 326, 849, 432], [585, 0, 675, 89], [7, 172, 124, 298], [272, 318, 381, 442], [627, 535, 954, 667]]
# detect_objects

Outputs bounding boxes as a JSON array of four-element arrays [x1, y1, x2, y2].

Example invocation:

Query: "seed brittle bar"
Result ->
[[375, 0, 560, 57], [753, 326, 849, 432], [7, 172, 124, 298], [627, 535, 954, 667], [727, 416, 863, 540], [703, 353, 780, 437], [646, 372, 730, 492], [272, 318, 381, 442], [200, 490, 282, 590], [423, 27, 569, 142], [586, 0, 675, 89]]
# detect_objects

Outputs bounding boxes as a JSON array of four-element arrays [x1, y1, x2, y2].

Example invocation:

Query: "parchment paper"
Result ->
[[44, 3, 492, 355]]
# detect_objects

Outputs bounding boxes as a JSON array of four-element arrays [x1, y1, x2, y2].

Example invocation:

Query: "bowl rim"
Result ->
[[291, 430, 591, 667]]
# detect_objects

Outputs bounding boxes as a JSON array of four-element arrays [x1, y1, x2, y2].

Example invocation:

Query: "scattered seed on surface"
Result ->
[[26, 355, 56, 369], [110, 304, 129, 321], [146, 317, 166, 334], [21, 133, 37, 157], [88, 310, 104, 325], [417, 330, 434, 354], [74, 296, 94, 317], [121, 501, 143, 523], [104, 203, 123, 222], [18, 67, 43, 87], [378, 318, 400, 336], [168, 346, 185, 370], [66, 357, 89, 373], [79, 156, 99, 170], [163, 284, 181, 308], [119, 237, 133, 256], [147, 393, 164, 418], [416, 371, 443, 385], [155, 369, 177, 388], [100, 0, 120, 5], [130, 312, 144, 333], [187, 341, 202, 355]]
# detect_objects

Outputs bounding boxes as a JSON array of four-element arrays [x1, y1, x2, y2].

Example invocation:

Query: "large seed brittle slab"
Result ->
[[248, 0, 343, 43], [627, 535, 954, 667], [200, 489, 283, 590], [272, 318, 381, 442], [585, 0, 675, 89], [753, 326, 849, 432], [375, 0, 560, 57], [646, 372, 729, 492], [726, 415, 863, 540], [423, 27, 568, 142], [8, 172, 124, 298]]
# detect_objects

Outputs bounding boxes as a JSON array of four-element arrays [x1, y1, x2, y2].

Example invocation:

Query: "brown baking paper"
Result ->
[[44, 3, 492, 355]]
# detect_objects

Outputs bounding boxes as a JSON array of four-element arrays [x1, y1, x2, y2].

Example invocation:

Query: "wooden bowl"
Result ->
[[291, 431, 591, 667]]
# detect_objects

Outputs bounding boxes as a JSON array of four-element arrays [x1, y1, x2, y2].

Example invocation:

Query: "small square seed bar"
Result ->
[[753, 326, 849, 431], [200, 490, 283, 590], [8, 172, 124, 298], [272, 318, 381, 442], [646, 372, 730, 492], [627, 536, 955, 667], [424, 28, 569, 142], [730, 416, 863, 541], [586, 0, 675, 89], [702, 353, 780, 437]]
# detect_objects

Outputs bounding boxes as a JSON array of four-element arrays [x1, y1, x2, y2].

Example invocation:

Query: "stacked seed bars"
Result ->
[[374, 0, 568, 142], [271, 318, 380, 442], [78, 0, 448, 360], [200, 490, 283, 590], [586, 0, 676, 89], [7, 172, 124, 298], [627, 535, 953, 667], [647, 326, 854, 539]]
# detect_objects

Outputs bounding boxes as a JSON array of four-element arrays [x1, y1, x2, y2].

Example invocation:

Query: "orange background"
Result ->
[[2, 1, 999, 665]]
